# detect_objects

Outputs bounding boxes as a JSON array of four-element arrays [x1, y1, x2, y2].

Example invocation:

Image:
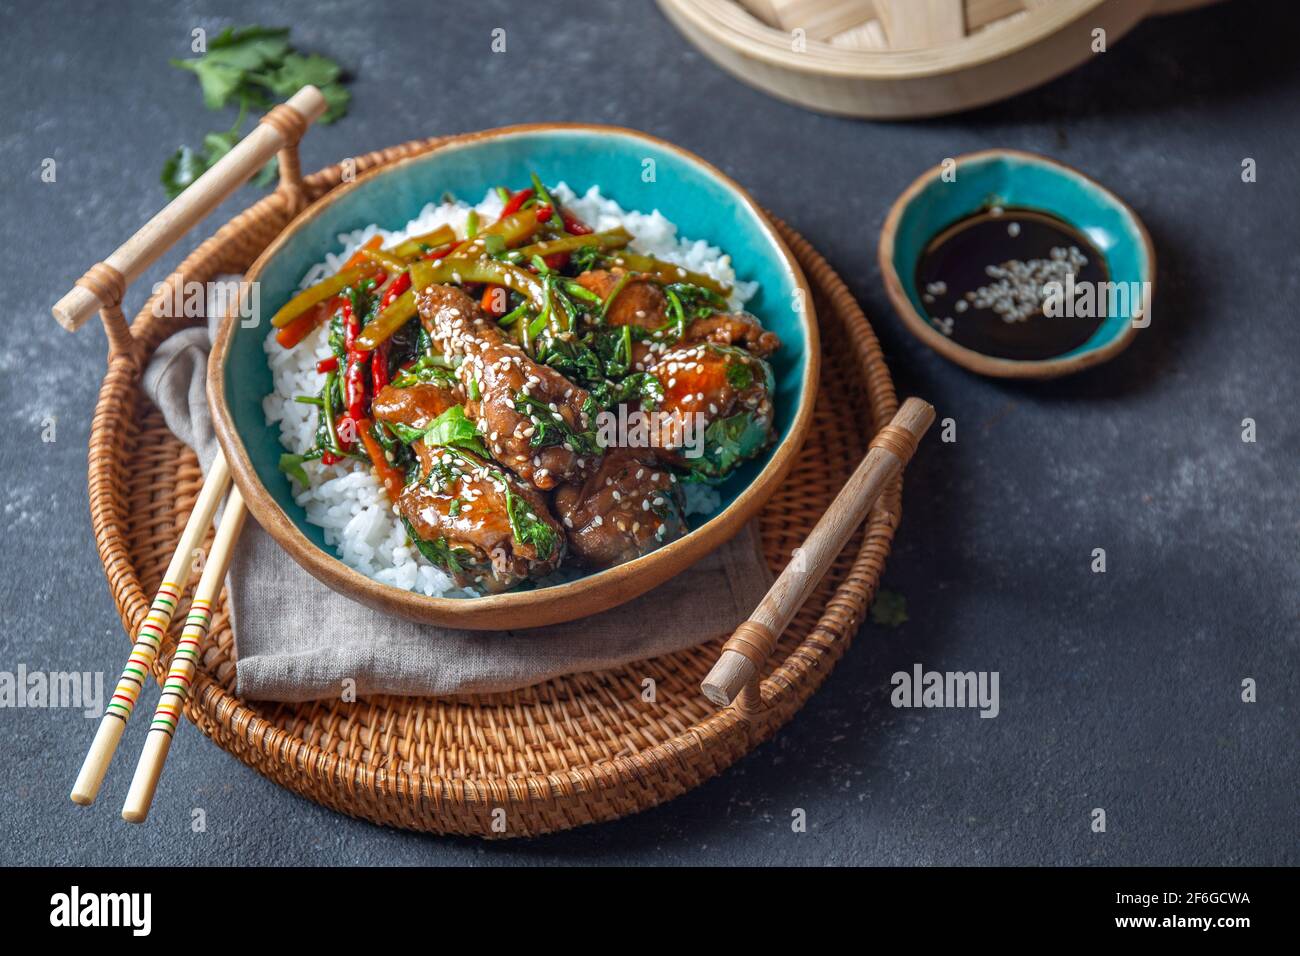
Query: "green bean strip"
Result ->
[[361, 248, 410, 272], [270, 263, 379, 328], [608, 250, 731, 296], [530, 173, 566, 232], [514, 227, 632, 261], [321, 370, 341, 454], [498, 299, 530, 328]]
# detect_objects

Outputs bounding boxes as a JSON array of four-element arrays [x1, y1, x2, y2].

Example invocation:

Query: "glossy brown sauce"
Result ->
[[914, 207, 1108, 361]]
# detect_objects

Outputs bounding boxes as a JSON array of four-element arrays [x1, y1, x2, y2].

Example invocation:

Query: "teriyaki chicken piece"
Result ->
[[646, 342, 775, 481], [416, 283, 600, 490], [395, 443, 565, 593], [553, 448, 686, 568]]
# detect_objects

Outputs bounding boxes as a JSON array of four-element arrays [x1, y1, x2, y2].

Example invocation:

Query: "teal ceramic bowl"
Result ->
[[879, 149, 1155, 379], [210, 124, 818, 629]]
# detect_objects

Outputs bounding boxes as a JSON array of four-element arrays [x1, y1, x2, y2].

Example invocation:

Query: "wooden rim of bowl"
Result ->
[[210, 122, 820, 630], [877, 148, 1156, 380], [659, 0, 1149, 79]]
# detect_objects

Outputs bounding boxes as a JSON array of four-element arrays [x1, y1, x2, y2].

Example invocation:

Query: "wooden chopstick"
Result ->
[[55, 88, 325, 815], [70, 452, 232, 806], [52, 86, 328, 334], [121, 484, 247, 824], [701, 398, 935, 707]]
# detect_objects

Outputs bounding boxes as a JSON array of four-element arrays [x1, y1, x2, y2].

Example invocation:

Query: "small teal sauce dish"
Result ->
[[879, 149, 1156, 379], [210, 124, 818, 628]]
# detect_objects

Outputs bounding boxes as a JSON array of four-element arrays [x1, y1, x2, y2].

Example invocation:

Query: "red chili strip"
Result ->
[[500, 188, 534, 218], [372, 341, 390, 394], [561, 208, 592, 235], [381, 271, 411, 309]]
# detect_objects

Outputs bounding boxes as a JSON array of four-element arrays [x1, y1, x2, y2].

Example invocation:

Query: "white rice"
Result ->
[[263, 186, 748, 596]]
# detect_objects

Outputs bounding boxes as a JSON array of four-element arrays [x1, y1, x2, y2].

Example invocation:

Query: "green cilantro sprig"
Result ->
[[162, 25, 351, 198], [870, 590, 909, 628]]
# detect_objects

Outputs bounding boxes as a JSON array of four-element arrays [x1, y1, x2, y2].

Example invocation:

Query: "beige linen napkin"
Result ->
[[142, 300, 772, 702]]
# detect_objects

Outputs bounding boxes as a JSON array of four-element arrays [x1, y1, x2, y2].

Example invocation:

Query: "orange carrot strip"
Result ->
[[341, 235, 383, 271], [357, 418, 405, 502], [275, 299, 333, 349], [480, 284, 506, 317]]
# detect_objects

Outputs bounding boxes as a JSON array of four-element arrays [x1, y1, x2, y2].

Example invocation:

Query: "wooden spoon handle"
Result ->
[[52, 85, 327, 335], [701, 397, 935, 708]]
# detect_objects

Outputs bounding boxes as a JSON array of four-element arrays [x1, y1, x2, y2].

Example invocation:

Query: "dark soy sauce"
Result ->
[[914, 207, 1109, 361]]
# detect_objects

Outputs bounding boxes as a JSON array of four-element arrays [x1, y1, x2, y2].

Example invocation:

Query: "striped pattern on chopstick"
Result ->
[[149, 598, 212, 736], [71, 453, 232, 808], [122, 486, 246, 824], [104, 583, 182, 722]]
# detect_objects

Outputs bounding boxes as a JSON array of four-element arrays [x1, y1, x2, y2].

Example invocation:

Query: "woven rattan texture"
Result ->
[[87, 135, 901, 836]]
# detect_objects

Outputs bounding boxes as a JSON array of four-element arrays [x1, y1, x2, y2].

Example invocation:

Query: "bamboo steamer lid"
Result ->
[[658, 0, 1228, 118]]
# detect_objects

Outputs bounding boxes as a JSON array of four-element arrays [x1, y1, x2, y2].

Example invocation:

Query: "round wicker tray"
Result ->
[[88, 134, 901, 836]]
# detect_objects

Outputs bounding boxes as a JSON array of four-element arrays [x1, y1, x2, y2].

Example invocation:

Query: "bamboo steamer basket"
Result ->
[[657, 0, 1176, 118], [62, 100, 905, 836], [1151, 0, 1225, 12]]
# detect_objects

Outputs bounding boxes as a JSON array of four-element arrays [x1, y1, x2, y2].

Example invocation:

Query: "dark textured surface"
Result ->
[[2, 0, 1295, 866]]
